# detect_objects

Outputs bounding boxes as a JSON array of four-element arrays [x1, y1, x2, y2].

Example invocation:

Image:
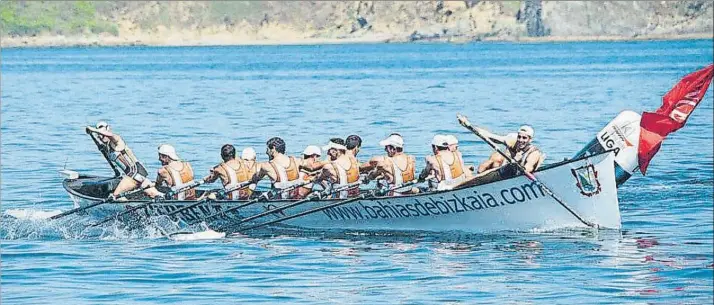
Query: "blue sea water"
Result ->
[[1, 40, 713, 304]]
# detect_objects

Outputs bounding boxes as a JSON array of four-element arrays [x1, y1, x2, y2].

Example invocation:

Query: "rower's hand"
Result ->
[[456, 114, 471, 128], [140, 179, 153, 189], [417, 172, 431, 183]]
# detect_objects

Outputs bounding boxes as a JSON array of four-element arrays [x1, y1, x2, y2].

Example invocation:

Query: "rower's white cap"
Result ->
[[158, 144, 180, 161], [519, 125, 535, 138], [96, 121, 108, 129], [379, 134, 404, 148], [431, 134, 448, 147], [505, 133, 518, 148], [241, 147, 256, 160], [303, 145, 321, 156], [322, 141, 347, 152], [444, 135, 458, 146]]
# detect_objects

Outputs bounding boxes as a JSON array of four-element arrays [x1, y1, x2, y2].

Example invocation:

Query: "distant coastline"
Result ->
[[2, 32, 712, 49], [2, 1, 712, 49]]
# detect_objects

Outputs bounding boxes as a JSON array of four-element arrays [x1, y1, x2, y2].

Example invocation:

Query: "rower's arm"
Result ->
[[522, 150, 544, 173], [475, 127, 509, 146], [464, 163, 475, 178], [359, 156, 383, 173], [477, 156, 496, 174], [155, 168, 171, 187], [418, 157, 436, 182], [314, 164, 334, 184], [250, 162, 270, 184], [143, 168, 170, 198], [366, 162, 388, 182], [300, 159, 328, 172], [86, 126, 116, 138], [202, 166, 221, 184]]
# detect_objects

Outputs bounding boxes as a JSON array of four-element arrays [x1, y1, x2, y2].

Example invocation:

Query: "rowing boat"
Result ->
[[57, 63, 714, 234], [63, 149, 621, 233]]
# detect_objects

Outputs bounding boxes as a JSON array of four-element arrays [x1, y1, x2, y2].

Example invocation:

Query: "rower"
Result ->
[[145, 144, 196, 200], [317, 138, 361, 198], [241, 147, 259, 196], [476, 125, 545, 175], [418, 135, 470, 190], [444, 134, 475, 175], [251, 137, 320, 199], [296, 145, 322, 199], [201, 144, 253, 200], [445, 134, 459, 152], [85, 121, 149, 198], [345, 134, 362, 160], [360, 133, 417, 196]]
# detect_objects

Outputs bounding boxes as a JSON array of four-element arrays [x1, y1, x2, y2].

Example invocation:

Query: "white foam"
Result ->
[[169, 229, 226, 241], [4, 209, 62, 220]]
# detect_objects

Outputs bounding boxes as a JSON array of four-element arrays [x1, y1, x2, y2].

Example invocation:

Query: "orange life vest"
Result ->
[[383, 155, 415, 196], [269, 156, 301, 199], [220, 159, 253, 200], [337, 155, 361, 198], [435, 152, 465, 181], [164, 161, 196, 200]]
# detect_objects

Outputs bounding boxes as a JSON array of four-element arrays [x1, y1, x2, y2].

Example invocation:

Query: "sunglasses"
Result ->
[[518, 135, 530, 140]]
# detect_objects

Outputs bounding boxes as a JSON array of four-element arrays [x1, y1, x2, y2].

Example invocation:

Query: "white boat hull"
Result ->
[[64, 152, 620, 233]]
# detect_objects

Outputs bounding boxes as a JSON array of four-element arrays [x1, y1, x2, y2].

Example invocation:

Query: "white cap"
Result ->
[[431, 134, 448, 147], [379, 134, 404, 148], [322, 141, 347, 152], [96, 121, 108, 129], [505, 133, 518, 148], [303, 145, 322, 156], [519, 125, 534, 138], [444, 135, 458, 146], [241, 147, 256, 160], [158, 144, 180, 160]]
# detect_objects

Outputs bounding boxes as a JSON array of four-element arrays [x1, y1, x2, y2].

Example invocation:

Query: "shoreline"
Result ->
[[1, 32, 712, 49]]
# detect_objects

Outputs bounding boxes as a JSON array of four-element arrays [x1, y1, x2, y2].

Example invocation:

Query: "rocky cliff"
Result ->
[[1, 1, 712, 47]]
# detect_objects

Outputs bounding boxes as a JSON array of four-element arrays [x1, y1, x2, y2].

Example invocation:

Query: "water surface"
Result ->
[[2, 40, 713, 304]]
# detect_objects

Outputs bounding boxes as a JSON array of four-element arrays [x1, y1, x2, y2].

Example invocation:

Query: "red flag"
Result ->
[[638, 64, 714, 175]]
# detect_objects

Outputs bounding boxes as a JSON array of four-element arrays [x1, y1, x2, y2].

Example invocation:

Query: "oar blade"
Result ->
[[169, 229, 226, 241]]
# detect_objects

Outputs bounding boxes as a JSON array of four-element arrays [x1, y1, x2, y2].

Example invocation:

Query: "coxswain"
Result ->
[[144, 144, 196, 200], [360, 133, 417, 196], [85, 121, 149, 198], [201, 144, 253, 200], [476, 125, 545, 174], [317, 138, 361, 198], [418, 135, 470, 190], [250, 137, 320, 199]]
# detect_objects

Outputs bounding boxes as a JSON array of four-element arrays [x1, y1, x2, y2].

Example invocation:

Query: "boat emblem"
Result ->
[[571, 163, 601, 197]]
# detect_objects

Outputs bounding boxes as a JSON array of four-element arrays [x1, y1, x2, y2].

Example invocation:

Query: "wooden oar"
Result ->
[[184, 181, 310, 226], [218, 181, 361, 231], [456, 114, 598, 228], [237, 180, 419, 232], [48, 185, 150, 220], [87, 179, 206, 228], [166, 181, 253, 218]]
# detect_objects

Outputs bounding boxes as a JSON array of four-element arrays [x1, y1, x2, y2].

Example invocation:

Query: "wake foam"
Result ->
[[4, 208, 62, 220]]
